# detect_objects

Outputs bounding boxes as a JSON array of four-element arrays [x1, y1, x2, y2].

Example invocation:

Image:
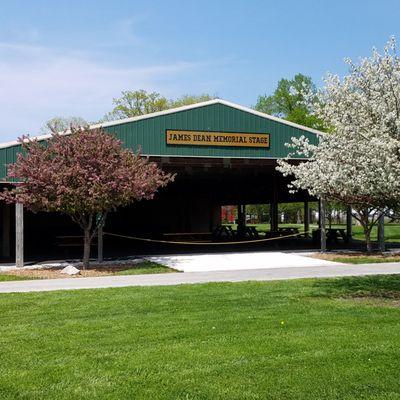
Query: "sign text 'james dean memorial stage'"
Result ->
[[166, 130, 270, 148]]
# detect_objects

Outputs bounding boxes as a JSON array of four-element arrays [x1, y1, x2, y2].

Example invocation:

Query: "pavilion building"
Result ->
[[0, 99, 345, 263]]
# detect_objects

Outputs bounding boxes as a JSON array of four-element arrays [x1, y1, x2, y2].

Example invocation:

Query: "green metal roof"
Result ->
[[0, 99, 320, 180]]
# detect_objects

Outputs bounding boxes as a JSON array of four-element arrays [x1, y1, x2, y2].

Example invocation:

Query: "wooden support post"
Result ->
[[209, 204, 221, 232], [237, 204, 246, 236], [271, 174, 279, 232], [346, 207, 352, 242], [97, 225, 103, 263], [378, 214, 385, 253], [320, 198, 326, 252], [304, 201, 310, 238], [242, 205, 246, 227], [270, 202, 279, 231], [15, 203, 24, 268], [269, 203, 273, 230], [2, 204, 11, 258]]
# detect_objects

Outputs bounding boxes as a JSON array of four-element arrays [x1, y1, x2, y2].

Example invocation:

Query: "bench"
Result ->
[[162, 232, 211, 242], [56, 235, 97, 248]]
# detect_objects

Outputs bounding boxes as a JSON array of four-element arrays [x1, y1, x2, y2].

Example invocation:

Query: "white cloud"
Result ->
[[100, 17, 145, 47], [0, 43, 202, 141]]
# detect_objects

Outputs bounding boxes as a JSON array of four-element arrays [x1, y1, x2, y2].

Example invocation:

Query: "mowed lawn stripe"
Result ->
[[0, 277, 399, 399]]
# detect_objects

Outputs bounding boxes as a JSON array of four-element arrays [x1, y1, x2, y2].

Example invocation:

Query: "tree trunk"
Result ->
[[358, 210, 373, 253], [296, 210, 301, 224], [364, 228, 373, 253], [83, 228, 91, 269]]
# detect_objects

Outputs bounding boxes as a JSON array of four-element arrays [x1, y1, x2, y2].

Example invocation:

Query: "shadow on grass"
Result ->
[[311, 274, 400, 299]]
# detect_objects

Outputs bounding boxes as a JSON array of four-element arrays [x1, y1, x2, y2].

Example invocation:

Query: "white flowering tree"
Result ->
[[277, 37, 400, 252]]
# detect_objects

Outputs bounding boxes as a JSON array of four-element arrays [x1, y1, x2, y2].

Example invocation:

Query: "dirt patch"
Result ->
[[0, 262, 171, 280], [311, 252, 364, 261], [310, 252, 400, 264], [2, 267, 112, 279], [342, 291, 400, 307]]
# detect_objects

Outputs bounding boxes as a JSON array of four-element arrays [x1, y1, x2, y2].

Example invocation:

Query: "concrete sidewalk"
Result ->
[[1, 262, 400, 293]]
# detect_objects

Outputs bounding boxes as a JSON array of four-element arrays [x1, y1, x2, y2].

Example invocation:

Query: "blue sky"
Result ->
[[1, 0, 400, 141]]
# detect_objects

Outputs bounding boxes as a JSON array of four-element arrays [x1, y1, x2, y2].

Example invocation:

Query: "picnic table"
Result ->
[[212, 225, 236, 240], [212, 225, 260, 241], [277, 227, 300, 236], [326, 228, 349, 243], [245, 226, 259, 239], [312, 228, 349, 244]]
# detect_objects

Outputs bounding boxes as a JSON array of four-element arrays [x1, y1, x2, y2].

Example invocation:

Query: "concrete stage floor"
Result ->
[[147, 251, 343, 272]]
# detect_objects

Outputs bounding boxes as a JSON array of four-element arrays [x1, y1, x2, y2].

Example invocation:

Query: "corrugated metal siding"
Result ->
[[0, 145, 21, 181], [0, 103, 318, 180], [103, 103, 317, 158]]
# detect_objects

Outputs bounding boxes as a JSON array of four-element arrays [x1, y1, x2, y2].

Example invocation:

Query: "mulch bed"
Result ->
[[0, 262, 146, 279]]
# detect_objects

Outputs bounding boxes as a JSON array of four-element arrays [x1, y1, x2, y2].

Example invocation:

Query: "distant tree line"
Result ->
[[41, 73, 322, 132], [245, 202, 346, 226], [41, 92, 218, 133]]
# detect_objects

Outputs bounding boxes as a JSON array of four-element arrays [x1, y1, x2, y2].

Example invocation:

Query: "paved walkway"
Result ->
[[1, 262, 400, 293]]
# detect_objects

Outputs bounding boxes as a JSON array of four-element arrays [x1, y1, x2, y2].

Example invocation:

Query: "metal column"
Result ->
[[304, 201, 310, 237]]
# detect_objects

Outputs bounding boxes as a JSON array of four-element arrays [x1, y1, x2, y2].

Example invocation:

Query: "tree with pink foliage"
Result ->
[[0, 127, 174, 268]]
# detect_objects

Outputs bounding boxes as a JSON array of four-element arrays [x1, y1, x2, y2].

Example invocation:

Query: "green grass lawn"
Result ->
[[1, 276, 400, 399], [0, 274, 37, 282], [114, 261, 175, 275], [330, 223, 400, 243]]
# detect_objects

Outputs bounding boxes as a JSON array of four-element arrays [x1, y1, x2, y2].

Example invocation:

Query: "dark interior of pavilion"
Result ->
[[0, 158, 391, 263]]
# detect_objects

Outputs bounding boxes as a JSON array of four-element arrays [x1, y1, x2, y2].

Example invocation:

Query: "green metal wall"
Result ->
[[0, 102, 318, 180], [0, 145, 22, 182], [103, 103, 318, 157]]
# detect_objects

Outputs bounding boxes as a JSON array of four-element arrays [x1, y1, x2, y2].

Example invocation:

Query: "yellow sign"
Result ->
[[166, 130, 270, 148]]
